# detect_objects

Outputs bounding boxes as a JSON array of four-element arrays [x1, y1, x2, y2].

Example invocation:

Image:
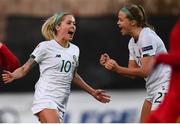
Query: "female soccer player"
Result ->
[[2, 12, 111, 123], [145, 18, 180, 123], [0, 42, 20, 73], [100, 4, 170, 122]]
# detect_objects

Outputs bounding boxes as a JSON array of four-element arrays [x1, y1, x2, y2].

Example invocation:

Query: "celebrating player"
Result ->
[[2, 12, 111, 123], [100, 4, 171, 122]]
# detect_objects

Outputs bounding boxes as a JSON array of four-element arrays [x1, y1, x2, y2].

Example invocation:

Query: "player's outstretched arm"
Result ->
[[72, 70, 111, 103], [2, 57, 37, 84]]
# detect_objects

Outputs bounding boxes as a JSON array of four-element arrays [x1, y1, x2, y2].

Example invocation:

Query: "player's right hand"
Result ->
[[2, 70, 15, 84], [104, 59, 118, 71], [99, 53, 110, 66]]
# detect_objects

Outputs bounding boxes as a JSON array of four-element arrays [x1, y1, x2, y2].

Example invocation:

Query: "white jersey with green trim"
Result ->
[[31, 39, 79, 113], [128, 27, 171, 90]]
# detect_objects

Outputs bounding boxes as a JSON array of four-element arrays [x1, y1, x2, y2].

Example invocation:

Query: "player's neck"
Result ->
[[131, 27, 142, 41], [55, 38, 69, 48]]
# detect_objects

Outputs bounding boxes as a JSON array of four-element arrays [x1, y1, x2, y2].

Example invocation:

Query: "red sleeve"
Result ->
[[0, 44, 20, 72], [156, 53, 180, 67], [156, 19, 180, 67]]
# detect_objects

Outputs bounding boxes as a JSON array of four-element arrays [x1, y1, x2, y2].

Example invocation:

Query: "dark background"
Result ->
[[1, 15, 178, 92]]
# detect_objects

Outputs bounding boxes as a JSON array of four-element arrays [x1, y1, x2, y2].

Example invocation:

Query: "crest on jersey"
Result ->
[[73, 55, 79, 67]]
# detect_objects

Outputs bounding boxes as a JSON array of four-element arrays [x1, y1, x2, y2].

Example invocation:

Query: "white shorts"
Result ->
[[146, 82, 169, 110], [31, 99, 64, 122]]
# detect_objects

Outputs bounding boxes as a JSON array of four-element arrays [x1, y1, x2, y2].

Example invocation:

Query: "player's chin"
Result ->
[[68, 35, 74, 41], [120, 30, 126, 36], [120, 29, 128, 36], [66, 37, 73, 42]]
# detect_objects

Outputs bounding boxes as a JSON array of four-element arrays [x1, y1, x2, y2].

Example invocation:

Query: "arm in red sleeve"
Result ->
[[156, 19, 180, 67], [0, 44, 20, 72], [156, 53, 180, 67]]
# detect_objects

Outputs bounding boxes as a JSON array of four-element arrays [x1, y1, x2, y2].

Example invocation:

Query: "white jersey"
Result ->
[[128, 27, 171, 93], [31, 39, 79, 119]]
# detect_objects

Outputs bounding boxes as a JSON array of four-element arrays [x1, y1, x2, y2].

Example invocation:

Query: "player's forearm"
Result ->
[[72, 73, 95, 96], [11, 66, 29, 80], [114, 65, 149, 78]]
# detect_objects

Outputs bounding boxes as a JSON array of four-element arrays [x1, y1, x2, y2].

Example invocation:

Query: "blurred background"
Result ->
[[0, 0, 179, 123]]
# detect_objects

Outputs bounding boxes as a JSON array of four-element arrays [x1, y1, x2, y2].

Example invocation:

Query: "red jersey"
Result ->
[[0, 44, 20, 72], [145, 19, 180, 123]]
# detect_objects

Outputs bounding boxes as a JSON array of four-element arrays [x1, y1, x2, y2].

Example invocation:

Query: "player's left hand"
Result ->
[[93, 89, 111, 103], [99, 53, 110, 66]]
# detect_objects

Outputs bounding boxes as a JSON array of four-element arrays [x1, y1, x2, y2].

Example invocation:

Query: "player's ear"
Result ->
[[130, 20, 137, 26], [55, 25, 61, 31], [56, 25, 59, 30]]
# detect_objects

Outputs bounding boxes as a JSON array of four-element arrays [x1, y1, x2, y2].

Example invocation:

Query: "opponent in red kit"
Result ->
[[0, 42, 20, 75], [145, 18, 180, 122]]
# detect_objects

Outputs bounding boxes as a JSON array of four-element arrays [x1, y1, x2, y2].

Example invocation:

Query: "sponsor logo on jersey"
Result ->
[[56, 54, 61, 58], [142, 45, 153, 52]]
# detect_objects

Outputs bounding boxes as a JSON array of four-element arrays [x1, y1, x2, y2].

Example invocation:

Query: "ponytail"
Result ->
[[41, 12, 70, 40], [137, 5, 155, 30], [41, 16, 56, 40]]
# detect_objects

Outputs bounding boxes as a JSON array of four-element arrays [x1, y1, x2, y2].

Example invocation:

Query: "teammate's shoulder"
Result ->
[[142, 27, 156, 36], [35, 40, 50, 48], [140, 27, 157, 41], [69, 42, 79, 49]]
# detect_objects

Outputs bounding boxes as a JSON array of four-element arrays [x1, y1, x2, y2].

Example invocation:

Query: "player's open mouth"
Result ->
[[68, 31, 74, 35]]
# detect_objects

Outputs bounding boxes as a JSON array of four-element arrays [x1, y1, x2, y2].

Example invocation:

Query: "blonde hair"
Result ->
[[41, 12, 70, 40]]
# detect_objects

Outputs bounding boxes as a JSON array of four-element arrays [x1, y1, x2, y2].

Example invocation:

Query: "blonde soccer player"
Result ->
[[2, 12, 111, 123]]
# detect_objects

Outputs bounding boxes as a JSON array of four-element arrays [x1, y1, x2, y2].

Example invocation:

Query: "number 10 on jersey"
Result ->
[[60, 60, 72, 73]]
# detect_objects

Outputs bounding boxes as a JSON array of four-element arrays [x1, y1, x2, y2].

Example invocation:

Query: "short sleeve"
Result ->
[[30, 42, 46, 63], [140, 35, 157, 57]]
